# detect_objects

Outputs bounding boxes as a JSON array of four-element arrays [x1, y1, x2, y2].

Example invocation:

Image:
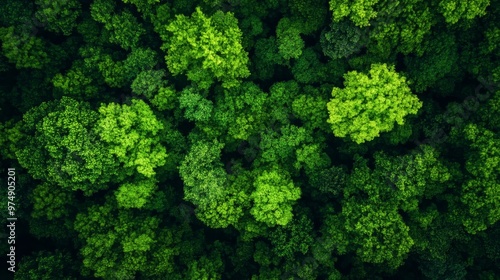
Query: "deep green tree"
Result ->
[[34, 0, 81, 35], [14, 250, 80, 280], [0, 26, 49, 69]]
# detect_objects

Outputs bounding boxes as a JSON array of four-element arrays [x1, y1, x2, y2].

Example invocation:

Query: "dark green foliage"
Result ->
[[34, 0, 81, 36], [269, 213, 314, 259], [0, 26, 49, 69], [73, 196, 182, 279], [98, 48, 158, 88], [288, 0, 328, 35], [52, 60, 103, 99], [15, 250, 80, 280], [321, 21, 365, 60], [404, 32, 460, 93], [1, 0, 500, 279], [251, 37, 285, 80]]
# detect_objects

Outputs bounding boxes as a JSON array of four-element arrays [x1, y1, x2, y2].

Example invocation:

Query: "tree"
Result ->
[[327, 63, 422, 143], [213, 82, 268, 142], [121, 0, 160, 21], [178, 88, 214, 123], [178, 139, 227, 210], [328, 0, 379, 27], [0, 26, 49, 69], [34, 0, 81, 36], [291, 85, 332, 132], [257, 124, 314, 171], [131, 69, 166, 99], [276, 17, 304, 60], [2, 0, 500, 279], [268, 212, 314, 260], [106, 10, 146, 50], [438, 0, 490, 24], [288, 0, 328, 35], [52, 60, 103, 99], [404, 32, 459, 93], [250, 167, 301, 226], [163, 7, 250, 89], [266, 80, 301, 125], [73, 196, 181, 279], [326, 145, 454, 268], [294, 143, 331, 174], [329, 1, 438, 58], [30, 182, 76, 221], [185, 251, 224, 279], [343, 198, 414, 268], [251, 37, 285, 80], [90, 0, 145, 50], [0, 119, 23, 160], [291, 48, 330, 84], [182, 152, 254, 229], [321, 21, 365, 60], [115, 178, 158, 209], [95, 99, 168, 178], [15, 97, 119, 195], [98, 48, 158, 88], [239, 15, 264, 49], [131, 69, 178, 111], [14, 250, 80, 280], [459, 123, 500, 234]]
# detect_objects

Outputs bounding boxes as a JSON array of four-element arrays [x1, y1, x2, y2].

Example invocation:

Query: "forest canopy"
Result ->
[[0, 0, 499, 279]]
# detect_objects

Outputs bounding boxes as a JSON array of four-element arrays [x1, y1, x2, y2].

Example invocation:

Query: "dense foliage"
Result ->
[[1, 0, 499, 279]]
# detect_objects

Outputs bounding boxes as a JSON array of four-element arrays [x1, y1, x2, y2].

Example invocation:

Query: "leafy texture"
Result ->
[[327, 63, 422, 143], [96, 99, 167, 178], [164, 7, 250, 89]]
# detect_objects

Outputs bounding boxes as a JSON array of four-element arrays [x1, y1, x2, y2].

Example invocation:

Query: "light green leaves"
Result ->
[[250, 168, 301, 226], [329, 0, 379, 27], [327, 63, 422, 144], [164, 7, 250, 89], [438, 0, 490, 24], [115, 179, 157, 209], [96, 99, 167, 178]]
